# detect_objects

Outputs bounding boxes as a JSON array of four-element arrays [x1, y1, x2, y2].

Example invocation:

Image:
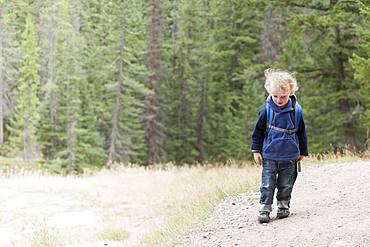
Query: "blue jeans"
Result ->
[[259, 159, 298, 212]]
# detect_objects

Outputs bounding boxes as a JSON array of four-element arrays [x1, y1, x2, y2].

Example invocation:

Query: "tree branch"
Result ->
[[284, 2, 330, 11]]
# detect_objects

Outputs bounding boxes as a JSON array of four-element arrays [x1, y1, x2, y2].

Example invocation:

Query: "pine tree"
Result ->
[[37, 0, 59, 160], [78, 79, 106, 167], [205, 0, 265, 161], [279, 0, 365, 152], [145, 0, 166, 164], [53, 0, 105, 172], [0, 3, 19, 146], [81, 0, 149, 167], [105, 0, 149, 166], [193, 0, 212, 163], [7, 13, 40, 161], [162, 0, 210, 163], [71, 0, 106, 168], [351, 0, 370, 150], [82, 0, 114, 145]]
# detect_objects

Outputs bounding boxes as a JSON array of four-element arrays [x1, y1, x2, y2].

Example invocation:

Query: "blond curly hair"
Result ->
[[264, 68, 298, 95]]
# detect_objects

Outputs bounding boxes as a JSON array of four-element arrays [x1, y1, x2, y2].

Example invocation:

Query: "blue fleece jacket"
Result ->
[[251, 95, 308, 160]]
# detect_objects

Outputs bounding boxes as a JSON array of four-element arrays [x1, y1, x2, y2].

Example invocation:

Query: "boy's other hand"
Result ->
[[253, 152, 263, 165], [297, 155, 304, 162]]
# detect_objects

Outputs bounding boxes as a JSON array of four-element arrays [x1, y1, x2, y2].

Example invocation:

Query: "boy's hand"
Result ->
[[253, 152, 263, 165], [297, 155, 304, 162]]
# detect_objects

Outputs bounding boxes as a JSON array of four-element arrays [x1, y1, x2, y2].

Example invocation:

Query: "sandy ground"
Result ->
[[0, 170, 163, 247], [176, 161, 370, 247]]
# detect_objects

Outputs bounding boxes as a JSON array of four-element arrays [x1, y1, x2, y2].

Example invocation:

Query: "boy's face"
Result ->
[[271, 90, 291, 108]]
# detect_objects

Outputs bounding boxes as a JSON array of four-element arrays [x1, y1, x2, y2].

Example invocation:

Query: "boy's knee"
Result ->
[[261, 183, 275, 191]]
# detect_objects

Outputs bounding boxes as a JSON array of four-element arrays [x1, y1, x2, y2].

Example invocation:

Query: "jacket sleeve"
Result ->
[[297, 113, 308, 156], [251, 108, 266, 151]]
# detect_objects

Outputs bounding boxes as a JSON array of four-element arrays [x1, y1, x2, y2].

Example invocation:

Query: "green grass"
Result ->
[[98, 228, 130, 241]]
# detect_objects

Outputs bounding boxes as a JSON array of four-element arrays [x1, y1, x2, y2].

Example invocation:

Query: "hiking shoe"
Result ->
[[258, 211, 270, 223], [277, 208, 290, 219]]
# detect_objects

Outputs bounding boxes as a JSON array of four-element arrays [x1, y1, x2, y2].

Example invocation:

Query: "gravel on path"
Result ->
[[176, 162, 370, 247]]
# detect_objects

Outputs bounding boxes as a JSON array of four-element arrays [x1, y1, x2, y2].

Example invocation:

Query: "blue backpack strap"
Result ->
[[294, 103, 302, 129], [265, 103, 274, 126]]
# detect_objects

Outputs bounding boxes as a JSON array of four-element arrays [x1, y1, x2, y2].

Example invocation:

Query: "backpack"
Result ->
[[266, 101, 302, 134]]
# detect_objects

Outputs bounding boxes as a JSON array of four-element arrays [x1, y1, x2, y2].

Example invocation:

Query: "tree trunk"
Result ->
[[107, 85, 121, 167], [196, 80, 206, 163], [334, 25, 356, 151], [0, 6, 4, 144], [145, 0, 164, 164], [66, 119, 77, 173], [45, 0, 58, 159], [195, 0, 211, 164], [262, 1, 283, 63], [331, 1, 356, 151], [107, 22, 125, 167]]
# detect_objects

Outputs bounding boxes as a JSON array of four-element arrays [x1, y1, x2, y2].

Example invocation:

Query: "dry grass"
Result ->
[[0, 157, 46, 177], [139, 163, 260, 246], [79, 162, 261, 247], [30, 220, 58, 247], [304, 149, 369, 167]]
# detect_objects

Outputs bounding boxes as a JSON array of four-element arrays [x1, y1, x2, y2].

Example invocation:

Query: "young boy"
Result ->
[[251, 69, 308, 223]]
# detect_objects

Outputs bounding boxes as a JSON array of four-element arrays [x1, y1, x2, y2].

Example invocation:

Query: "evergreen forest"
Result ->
[[0, 0, 369, 172]]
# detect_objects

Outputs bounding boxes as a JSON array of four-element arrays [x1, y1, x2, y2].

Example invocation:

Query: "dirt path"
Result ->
[[176, 161, 370, 247]]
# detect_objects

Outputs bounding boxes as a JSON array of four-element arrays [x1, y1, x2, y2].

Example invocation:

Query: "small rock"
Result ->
[[232, 202, 236, 205], [203, 235, 208, 239]]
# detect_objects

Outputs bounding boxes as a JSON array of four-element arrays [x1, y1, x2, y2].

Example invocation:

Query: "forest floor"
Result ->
[[176, 161, 370, 247]]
